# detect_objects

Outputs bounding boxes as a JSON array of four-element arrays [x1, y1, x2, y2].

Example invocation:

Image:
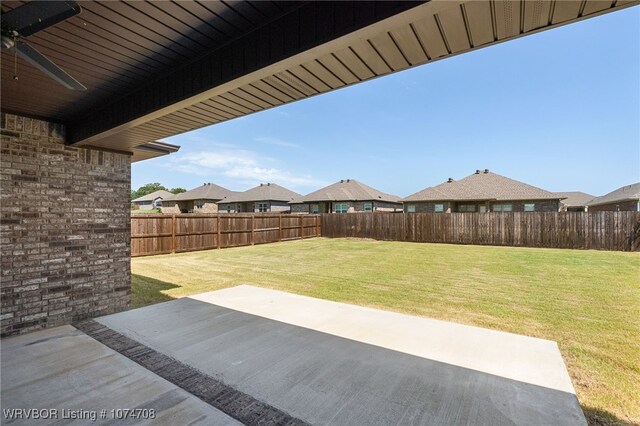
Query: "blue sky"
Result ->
[[133, 6, 639, 198]]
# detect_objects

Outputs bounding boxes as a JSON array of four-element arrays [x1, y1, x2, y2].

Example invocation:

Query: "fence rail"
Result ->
[[131, 214, 321, 257], [321, 211, 640, 251]]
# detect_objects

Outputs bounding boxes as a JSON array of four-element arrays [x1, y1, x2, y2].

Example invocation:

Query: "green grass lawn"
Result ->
[[131, 238, 639, 426]]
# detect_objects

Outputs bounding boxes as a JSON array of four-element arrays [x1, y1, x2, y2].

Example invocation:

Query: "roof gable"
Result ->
[[404, 170, 561, 202], [132, 190, 174, 202], [165, 183, 237, 202], [297, 179, 401, 203], [586, 183, 640, 206], [553, 192, 596, 207], [225, 183, 301, 203]]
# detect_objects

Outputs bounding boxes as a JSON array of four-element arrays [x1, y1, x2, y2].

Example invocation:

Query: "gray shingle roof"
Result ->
[[294, 179, 401, 203], [164, 183, 237, 202], [403, 170, 561, 202], [553, 192, 595, 208], [586, 183, 640, 207], [132, 190, 174, 203], [224, 183, 301, 203]]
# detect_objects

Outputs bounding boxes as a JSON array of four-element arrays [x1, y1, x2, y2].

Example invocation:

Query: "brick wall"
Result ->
[[404, 200, 560, 213], [588, 200, 639, 212], [1, 113, 131, 337]]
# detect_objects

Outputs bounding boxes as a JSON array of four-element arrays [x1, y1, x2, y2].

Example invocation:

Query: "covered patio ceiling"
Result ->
[[1, 0, 637, 160]]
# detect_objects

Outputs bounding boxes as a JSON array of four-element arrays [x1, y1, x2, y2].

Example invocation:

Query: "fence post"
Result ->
[[171, 214, 176, 253], [402, 213, 406, 241], [299, 216, 303, 239], [217, 215, 221, 249], [278, 215, 283, 241], [251, 214, 255, 245]]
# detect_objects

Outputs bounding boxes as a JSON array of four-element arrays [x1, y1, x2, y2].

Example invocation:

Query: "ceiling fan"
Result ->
[[1, 1, 86, 90]]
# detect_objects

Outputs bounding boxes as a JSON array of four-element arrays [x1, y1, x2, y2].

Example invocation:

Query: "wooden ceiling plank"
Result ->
[[252, 79, 299, 103], [287, 64, 333, 92], [348, 40, 391, 76], [128, 2, 222, 48], [202, 97, 252, 116], [410, 16, 449, 59], [188, 1, 247, 36], [300, 59, 346, 89], [523, 0, 553, 32], [333, 47, 376, 80], [273, 71, 319, 96], [368, 32, 410, 71], [463, 0, 495, 46], [224, 89, 270, 110], [493, 0, 522, 39], [436, 4, 472, 53], [90, 2, 193, 59], [189, 102, 237, 121], [157, 1, 232, 41], [317, 53, 360, 84], [77, 6, 185, 65], [216, 92, 261, 113], [24, 35, 149, 82], [173, 109, 222, 126], [582, 0, 614, 15], [235, 86, 280, 108], [388, 26, 428, 66], [550, 0, 583, 24]]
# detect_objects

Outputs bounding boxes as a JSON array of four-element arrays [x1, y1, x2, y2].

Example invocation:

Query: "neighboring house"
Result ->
[[218, 183, 301, 213], [403, 169, 564, 213], [161, 183, 237, 213], [585, 183, 640, 212], [291, 179, 402, 214], [131, 190, 173, 210], [554, 192, 595, 212]]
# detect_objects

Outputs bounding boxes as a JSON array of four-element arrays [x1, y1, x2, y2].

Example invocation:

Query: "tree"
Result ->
[[170, 187, 186, 194], [131, 183, 167, 200]]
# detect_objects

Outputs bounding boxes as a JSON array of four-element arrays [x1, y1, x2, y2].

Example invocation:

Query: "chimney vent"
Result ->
[[484, 169, 489, 174], [447, 178, 453, 183]]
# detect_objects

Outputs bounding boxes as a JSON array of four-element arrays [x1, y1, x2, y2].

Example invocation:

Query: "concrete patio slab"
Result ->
[[0, 325, 240, 426], [95, 285, 586, 426]]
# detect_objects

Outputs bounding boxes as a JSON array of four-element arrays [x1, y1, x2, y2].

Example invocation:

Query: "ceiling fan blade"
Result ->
[[1, 1, 81, 38], [16, 40, 86, 91]]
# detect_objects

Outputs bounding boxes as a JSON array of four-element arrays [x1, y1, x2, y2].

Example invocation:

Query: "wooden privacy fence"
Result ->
[[132, 214, 321, 257], [321, 211, 640, 251]]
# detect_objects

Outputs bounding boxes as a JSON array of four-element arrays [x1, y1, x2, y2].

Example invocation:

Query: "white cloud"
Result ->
[[254, 136, 299, 148], [169, 150, 326, 190]]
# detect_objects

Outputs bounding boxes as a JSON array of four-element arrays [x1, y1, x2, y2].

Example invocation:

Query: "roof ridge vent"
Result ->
[[484, 169, 489, 174], [340, 179, 344, 183], [475, 170, 480, 174], [447, 178, 454, 183], [347, 179, 350, 182], [260, 183, 263, 186]]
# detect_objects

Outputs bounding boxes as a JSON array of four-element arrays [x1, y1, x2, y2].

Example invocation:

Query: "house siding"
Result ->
[[162, 199, 219, 213], [133, 200, 154, 209], [266, 201, 291, 213], [161, 201, 180, 214], [217, 201, 290, 213], [1, 113, 131, 337], [588, 201, 639, 212], [293, 201, 401, 213], [404, 200, 559, 213]]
